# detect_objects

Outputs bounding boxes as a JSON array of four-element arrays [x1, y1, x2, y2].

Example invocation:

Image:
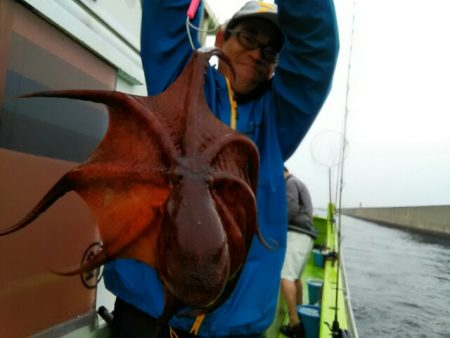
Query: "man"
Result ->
[[280, 167, 317, 338], [104, 0, 339, 337]]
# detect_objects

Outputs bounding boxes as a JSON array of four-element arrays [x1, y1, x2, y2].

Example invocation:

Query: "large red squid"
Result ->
[[0, 49, 267, 320]]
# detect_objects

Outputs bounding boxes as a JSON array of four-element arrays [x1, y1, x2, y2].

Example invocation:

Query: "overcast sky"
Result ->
[[207, 0, 450, 209]]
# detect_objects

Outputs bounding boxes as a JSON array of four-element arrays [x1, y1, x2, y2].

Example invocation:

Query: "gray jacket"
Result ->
[[286, 174, 317, 238]]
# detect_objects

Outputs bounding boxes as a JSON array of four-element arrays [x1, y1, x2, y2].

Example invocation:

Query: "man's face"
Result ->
[[217, 18, 281, 95]]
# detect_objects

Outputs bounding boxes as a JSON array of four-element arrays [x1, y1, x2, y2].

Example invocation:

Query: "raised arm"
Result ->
[[274, 0, 339, 159], [140, 0, 202, 95]]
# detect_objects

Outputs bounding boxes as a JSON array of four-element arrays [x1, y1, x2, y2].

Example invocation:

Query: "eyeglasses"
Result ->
[[227, 30, 280, 63]]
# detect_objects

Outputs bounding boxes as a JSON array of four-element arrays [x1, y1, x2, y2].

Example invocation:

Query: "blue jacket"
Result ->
[[104, 0, 339, 335]]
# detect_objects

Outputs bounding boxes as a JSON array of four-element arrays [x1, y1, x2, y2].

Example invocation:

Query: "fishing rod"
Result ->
[[330, 0, 358, 337]]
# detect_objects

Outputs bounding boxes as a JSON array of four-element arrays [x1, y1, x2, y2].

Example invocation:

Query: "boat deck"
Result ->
[[267, 211, 353, 338]]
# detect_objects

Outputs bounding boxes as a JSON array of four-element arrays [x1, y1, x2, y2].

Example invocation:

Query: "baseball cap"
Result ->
[[226, 1, 282, 38]]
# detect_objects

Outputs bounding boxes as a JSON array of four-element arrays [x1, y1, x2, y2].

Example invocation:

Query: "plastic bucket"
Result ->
[[307, 279, 323, 304], [297, 304, 321, 338], [313, 249, 325, 268]]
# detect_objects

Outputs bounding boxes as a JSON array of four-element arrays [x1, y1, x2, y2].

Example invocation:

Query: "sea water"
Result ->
[[341, 215, 450, 337]]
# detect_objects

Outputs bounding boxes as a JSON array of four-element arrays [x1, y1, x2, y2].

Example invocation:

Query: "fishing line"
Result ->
[[185, 15, 220, 50]]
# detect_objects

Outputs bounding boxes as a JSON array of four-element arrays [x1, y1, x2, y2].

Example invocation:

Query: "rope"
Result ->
[[189, 314, 206, 335], [225, 77, 237, 130]]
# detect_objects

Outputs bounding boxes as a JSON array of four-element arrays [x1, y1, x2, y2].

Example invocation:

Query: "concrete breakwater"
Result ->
[[342, 205, 450, 235]]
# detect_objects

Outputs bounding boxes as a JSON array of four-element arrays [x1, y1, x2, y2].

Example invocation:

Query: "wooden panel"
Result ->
[[0, 149, 99, 337], [0, 1, 116, 336]]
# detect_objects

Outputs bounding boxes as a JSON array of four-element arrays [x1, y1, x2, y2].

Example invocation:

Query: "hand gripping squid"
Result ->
[[0, 49, 269, 323]]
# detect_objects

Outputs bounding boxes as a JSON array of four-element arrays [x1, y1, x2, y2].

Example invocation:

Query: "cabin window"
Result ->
[[0, 0, 116, 163]]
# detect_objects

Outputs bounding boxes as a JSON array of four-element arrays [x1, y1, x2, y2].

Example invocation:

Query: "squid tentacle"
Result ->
[[50, 247, 109, 277], [19, 90, 179, 163], [212, 173, 273, 250], [0, 175, 73, 236], [202, 135, 259, 191]]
